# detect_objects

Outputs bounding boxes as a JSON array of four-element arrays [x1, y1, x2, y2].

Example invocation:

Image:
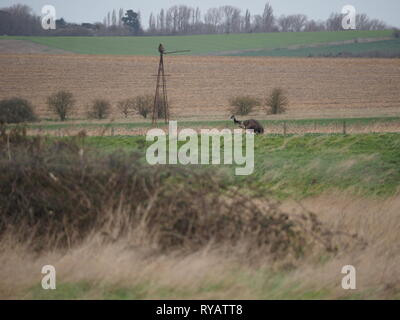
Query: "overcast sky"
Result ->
[[0, 0, 399, 28]]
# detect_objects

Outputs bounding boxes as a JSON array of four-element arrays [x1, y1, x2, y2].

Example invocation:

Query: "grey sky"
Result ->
[[0, 0, 399, 28]]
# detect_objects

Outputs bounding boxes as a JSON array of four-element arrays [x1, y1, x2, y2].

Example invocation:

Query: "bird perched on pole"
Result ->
[[158, 43, 165, 54]]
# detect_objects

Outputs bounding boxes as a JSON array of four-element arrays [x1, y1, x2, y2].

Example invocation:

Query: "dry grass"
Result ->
[[282, 194, 400, 299], [1, 54, 400, 120], [0, 193, 399, 300]]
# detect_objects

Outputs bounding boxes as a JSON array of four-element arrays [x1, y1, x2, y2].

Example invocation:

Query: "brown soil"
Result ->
[[0, 54, 399, 120]]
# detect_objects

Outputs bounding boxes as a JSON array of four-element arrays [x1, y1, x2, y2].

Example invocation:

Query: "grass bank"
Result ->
[[82, 133, 400, 198]]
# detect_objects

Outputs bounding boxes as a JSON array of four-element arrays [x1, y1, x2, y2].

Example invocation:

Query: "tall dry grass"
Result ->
[[0, 194, 399, 299]]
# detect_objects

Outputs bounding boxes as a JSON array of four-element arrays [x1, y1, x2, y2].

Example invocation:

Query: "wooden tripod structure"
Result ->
[[152, 44, 190, 125]]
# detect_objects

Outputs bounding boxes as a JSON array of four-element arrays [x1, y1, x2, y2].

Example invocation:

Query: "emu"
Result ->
[[230, 115, 264, 134]]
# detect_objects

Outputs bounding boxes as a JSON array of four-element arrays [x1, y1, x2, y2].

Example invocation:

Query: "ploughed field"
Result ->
[[0, 54, 400, 120]]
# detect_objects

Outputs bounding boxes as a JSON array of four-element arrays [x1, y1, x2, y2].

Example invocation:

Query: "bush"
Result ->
[[117, 98, 135, 118], [266, 88, 289, 115], [88, 99, 111, 120], [0, 98, 36, 123], [133, 95, 153, 119], [229, 96, 260, 116], [47, 91, 75, 121], [393, 28, 400, 38]]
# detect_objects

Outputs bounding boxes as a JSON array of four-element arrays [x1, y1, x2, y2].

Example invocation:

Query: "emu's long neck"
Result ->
[[233, 117, 241, 125]]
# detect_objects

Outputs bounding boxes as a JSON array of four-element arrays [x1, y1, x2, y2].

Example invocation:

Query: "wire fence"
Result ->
[[24, 120, 400, 137]]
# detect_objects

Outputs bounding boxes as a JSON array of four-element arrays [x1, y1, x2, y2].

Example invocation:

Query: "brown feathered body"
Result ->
[[242, 119, 264, 134], [230, 115, 264, 134]]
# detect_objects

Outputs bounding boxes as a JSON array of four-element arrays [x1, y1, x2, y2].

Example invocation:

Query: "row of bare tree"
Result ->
[[0, 4, 43, 36], [145, 3, 388, 35], [0, 3, 389, 36]]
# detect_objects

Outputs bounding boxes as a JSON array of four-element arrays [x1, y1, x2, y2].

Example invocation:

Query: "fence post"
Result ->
[[342, 120, 347, 135], [111, 127, 114, 136], [283, 122, 287, 136]]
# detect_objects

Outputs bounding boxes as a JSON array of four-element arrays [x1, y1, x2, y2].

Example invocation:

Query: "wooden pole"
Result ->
[[161, 54, 169, 123], [152, 52, 169, 125]]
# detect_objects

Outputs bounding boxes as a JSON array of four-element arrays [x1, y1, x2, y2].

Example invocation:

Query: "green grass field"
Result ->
[[230, 38, 400, 57], [79, 132, 400, 198], [1, 30, 392, 55]]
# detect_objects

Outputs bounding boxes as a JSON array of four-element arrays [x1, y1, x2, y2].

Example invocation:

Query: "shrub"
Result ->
[[266, 88, 289, 115], [133, 95, 153, 119], [229, 96, 260, 116], [0, 98, 36, 123], [117, 98, 135, 118], [88, 99, 111, 120], [393, 28, 400, 38], [47, 90, 75, 121]]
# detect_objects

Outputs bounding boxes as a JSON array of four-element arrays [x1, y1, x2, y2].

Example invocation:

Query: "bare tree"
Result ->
[[88, 99, 111, 120], [204, 8, 222, 33], [304, 19, 326, 32], [107, 12, 111, 27], [111, 9, 117, 26], [165, 8, 174, 33], [244, 9, 251, 33], [278, 15, 291, 32], [230, 96, 260, 115], [149, 13, 156, 33], [266, 88, 288, 115], [117, 98, 135, 118], [356, 13, 387, 30], [47, 91, 75, 121], [291, 14, 307, 32], [262, 3, 275, 32], [326, 13, 342, 31], [158, 9, 165, 33], [194, 7, 201, 25], [231, 8, 242, 33], [368, 19, 387, 30], [133, 95, 153, 119], [118, 8, 124, 26], [0, 4, 42, 35], [220, 6, 241, 34]]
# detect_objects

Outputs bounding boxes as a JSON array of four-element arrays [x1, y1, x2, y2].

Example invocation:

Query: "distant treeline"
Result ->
[[0, 3, 391, 36]]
